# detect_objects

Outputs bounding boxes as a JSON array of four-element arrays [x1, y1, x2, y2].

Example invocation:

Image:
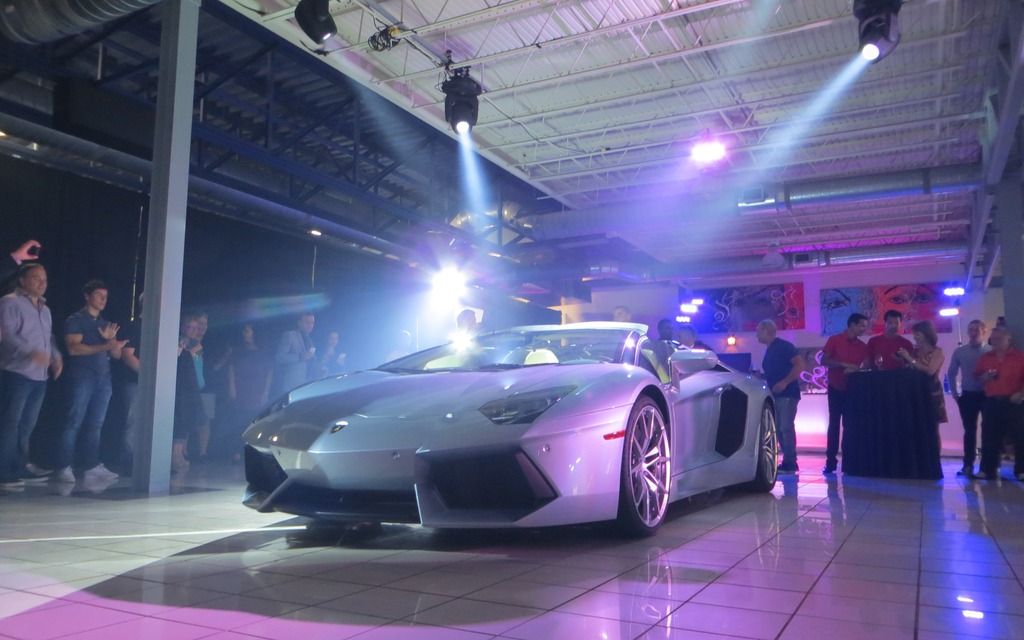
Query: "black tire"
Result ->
[[616, 396, 672, 537], [743, 401, 778, 492]]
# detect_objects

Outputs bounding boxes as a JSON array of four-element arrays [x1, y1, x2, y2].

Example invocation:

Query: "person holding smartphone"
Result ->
[[2, 240, 41, 295]]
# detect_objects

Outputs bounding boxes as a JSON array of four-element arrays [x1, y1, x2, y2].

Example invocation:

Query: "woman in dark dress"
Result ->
[[173, 316, 206, 471], [227, 324, 272, 462], [895, 320, 947, 479], [897, 320, 948, 424]]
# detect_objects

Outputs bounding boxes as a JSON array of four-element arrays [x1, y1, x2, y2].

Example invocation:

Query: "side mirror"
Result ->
[[670, 348, 718, 376]]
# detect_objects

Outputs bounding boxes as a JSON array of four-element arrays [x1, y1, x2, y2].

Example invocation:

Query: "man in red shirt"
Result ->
[[973, 326, 1024, 480], [867, 310, 915, 371], [820, 313, 870, 474]]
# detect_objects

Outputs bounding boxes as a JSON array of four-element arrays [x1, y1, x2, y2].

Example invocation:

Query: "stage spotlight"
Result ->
[[295, 0, 336, 43], [431, 267, 467, 306], [368, 25, 400, 52], [441, 67, 482, 133], [691, 138, 726, 164], [854, 0, 901, 63], [943, 286, 965, 297]]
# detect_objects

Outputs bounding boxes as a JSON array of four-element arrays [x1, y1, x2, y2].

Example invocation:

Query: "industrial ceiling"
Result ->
[[0, 0, 1021, 301]]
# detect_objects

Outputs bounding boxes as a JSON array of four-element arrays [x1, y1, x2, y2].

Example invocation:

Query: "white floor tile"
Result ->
[[0, 455, 1022, 639]]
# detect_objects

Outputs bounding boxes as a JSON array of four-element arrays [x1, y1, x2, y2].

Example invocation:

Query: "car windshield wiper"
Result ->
[[376, 367, 430, 374], [467, 363, 523, 371]]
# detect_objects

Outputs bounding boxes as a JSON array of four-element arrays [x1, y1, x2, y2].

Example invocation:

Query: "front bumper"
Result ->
[[243, 443, 559, 525]]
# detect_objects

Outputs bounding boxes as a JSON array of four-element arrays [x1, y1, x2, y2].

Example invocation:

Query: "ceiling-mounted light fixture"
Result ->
[[295, 0, 337, 43], [441, 57, 482, 134], [691, 131, 726, 164], [762, 243, 787, 269], [854, 0, 902, 62], [368, 25, 400, 52]]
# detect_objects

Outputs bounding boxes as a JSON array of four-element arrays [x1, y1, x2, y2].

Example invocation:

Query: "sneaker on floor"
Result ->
[[25, 462, 52, 477], [54, 467, 76, 483], [956, 465, 973, 477], [84, 464, 118, 480], [777, 464, 799, 475], [20, 464, 51, 483], [0, 479, 25, 489]]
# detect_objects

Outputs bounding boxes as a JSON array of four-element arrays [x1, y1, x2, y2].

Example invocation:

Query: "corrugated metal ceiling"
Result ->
[[0, 0, 1019, 294]]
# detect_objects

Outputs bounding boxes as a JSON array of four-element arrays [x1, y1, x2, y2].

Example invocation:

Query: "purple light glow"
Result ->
[[691, 140, 726, 164]]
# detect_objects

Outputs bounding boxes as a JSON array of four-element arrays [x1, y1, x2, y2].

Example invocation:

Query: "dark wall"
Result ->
[[0, 155, 558, 372]]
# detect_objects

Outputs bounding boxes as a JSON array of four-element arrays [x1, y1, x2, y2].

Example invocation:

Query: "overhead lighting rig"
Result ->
[[854, 0, 902, 62], [368, 25, 401, 52], [440, 52, 482, 134], [294, 0, 336, 43]]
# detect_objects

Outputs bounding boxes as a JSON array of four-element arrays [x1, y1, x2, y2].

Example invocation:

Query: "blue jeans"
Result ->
[[56, 375, 113, 470], [774, 396, 800, 468], [0, 371, 48, 482]]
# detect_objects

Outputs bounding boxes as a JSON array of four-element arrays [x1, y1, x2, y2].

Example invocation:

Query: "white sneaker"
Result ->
[[84, 464, 118, 480], [54, 467, 76, 483]]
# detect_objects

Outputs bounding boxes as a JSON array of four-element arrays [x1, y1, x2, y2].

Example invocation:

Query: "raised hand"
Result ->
[[11, 239, 40, 262], [98, 322, 121, 341]]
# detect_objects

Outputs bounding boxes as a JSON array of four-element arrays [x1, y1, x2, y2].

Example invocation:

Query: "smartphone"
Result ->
[[26, 244, 40, 257]]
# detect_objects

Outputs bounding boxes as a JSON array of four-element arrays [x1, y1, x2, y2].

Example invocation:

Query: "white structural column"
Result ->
[[997, 178, 1024, 342], [133, 0, 200, 493]]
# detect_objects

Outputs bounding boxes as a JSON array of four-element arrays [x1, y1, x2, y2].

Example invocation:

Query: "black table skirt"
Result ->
[[842, 369, 943, 479]]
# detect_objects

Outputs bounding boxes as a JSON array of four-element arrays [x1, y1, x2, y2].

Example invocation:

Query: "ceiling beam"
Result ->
[[967, 0, 1024, 289]]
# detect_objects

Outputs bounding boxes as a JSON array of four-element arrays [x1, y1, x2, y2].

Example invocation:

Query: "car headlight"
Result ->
[[478, 385, 576, 425]]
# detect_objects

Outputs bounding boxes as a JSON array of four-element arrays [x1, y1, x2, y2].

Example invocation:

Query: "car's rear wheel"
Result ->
[[743, 401, 778, 492], [616, 396, 671, 537]]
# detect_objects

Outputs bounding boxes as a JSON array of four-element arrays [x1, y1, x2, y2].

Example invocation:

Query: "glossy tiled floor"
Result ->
[[1, 455, 1022, 640]]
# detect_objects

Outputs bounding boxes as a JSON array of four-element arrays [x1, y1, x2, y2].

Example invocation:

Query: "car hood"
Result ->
[[273, 366, 608, 423]]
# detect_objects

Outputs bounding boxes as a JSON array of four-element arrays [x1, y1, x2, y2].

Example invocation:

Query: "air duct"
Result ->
[[514, 164, 981, 241], [513, 242, 965, 286], [738, 164, 979, 215], [0, 0, 161, 45]]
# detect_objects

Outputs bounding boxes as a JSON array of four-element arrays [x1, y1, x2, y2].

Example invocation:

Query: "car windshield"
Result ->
[[376, 325, 638, 372]]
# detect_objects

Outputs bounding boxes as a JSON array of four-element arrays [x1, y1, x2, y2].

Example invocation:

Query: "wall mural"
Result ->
[[820, 283, 952, 336], [688, 283, 805, 333]]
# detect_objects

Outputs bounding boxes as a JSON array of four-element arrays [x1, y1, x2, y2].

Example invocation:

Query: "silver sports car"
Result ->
[[243, 322, 777, 536]]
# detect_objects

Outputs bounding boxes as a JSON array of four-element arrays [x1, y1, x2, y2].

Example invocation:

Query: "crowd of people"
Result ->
[[0, 240, 355, 490], [4, 239, 1022, 490], [821, 311, 1023, 479], [643, 306, 1023, 481]]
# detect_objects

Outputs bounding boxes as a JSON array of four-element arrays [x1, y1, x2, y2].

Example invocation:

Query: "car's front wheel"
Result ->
[[616, 396, 671, 537], [742, 400, 778, 492]]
